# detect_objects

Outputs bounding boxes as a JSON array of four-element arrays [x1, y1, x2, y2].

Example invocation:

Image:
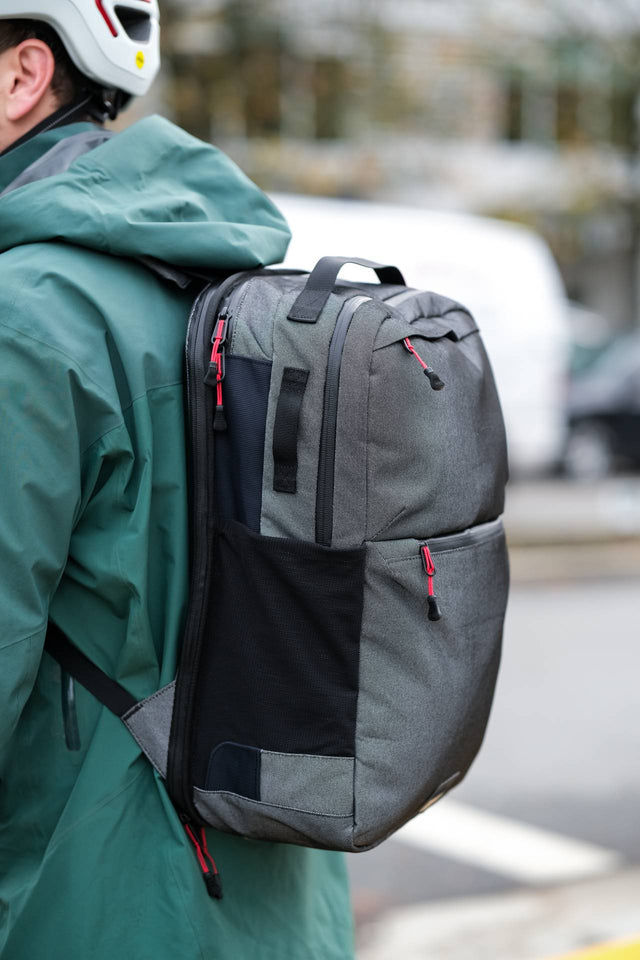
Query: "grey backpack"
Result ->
[[47, 256, 509, 899]]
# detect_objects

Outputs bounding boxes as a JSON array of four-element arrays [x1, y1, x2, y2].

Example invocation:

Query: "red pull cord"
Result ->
[[199, 827, 220, 879], [210, 319, 226, 408], [183, 821, 223, 900], [403, 338, 445, 391], [421, 545, 436, 594], [421, 545, 443, 621], [404, 337, 428, 372], [209, 317, 228, 431]]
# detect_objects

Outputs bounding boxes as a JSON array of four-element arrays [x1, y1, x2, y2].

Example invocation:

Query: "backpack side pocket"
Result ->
[[191, 520, 366, 791], [354, 518, 509, 848]]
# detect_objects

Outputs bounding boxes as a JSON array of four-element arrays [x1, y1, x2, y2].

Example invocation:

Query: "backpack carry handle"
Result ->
[[288, 256, 406, 323]]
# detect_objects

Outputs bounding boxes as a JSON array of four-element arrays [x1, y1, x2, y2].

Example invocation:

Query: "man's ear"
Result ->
[[3, 39, 56, 122]]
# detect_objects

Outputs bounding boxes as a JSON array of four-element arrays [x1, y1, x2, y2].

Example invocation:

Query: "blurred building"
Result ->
[[153, 0, 640, 331]]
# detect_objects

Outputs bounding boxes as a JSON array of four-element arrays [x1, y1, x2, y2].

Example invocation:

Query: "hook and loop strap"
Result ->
[[273, 367, 310, 493], [288, 257, 406, 323]]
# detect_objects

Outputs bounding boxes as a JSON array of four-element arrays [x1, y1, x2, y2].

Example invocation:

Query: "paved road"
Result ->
[[348, 575, 640, 931]]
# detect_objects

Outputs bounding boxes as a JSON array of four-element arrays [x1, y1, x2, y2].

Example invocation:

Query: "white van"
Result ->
[[271, 193, 569, 476]]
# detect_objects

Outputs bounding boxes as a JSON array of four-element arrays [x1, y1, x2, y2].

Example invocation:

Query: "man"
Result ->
[[0, 3, 354, 957]]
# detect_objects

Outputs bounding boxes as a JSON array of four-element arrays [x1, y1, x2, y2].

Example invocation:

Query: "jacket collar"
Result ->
[[0, 121, 97, 194]]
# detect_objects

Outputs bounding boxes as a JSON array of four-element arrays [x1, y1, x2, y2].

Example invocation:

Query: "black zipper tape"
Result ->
[[315, 296, 370, 547], [169, 267, 314, 818], [425, 517, 504, 554], [168, 271, 255, 819]]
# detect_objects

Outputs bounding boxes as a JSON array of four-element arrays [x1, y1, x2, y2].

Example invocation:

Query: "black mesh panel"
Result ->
[[192, 521, 365, 787]]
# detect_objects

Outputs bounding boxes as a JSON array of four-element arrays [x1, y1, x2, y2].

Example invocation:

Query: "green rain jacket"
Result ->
[[0, 117, 354, 960]]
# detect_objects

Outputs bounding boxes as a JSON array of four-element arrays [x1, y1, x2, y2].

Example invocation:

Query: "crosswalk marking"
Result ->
[[394, 798, 622, 884], [549, 936, 640, 959]]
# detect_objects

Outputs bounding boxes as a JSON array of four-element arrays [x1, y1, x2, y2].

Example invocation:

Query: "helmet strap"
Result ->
[[0, 93, 96, 158], [0, 85, 134, 158], [90, 88, 131, 123]]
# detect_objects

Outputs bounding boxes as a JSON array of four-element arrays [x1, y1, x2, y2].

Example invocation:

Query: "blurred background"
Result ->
[[123, 2, 640, 957]]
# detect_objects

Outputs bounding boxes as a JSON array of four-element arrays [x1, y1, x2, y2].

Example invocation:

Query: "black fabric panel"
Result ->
[[215, 356, 272, 531], [192, 521, 365, 787], [272, 367, 309, 493], [205, 742, 261, 799], [45, 623, 137, 718]]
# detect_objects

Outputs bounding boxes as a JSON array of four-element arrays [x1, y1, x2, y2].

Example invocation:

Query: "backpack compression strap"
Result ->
[[45, 622, 137, 718]]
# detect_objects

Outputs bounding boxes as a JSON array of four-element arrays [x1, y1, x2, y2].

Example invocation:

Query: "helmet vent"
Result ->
[[114, 7, 152, 43]]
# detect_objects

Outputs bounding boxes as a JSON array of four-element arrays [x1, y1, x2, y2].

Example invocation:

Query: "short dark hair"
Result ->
[[0, 19, 86, 108]]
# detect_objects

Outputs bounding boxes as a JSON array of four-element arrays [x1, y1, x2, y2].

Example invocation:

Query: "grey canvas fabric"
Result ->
[[260, 751, 354, 817], [362, 319, 505, 542], [331, 300, 391, 548], [260, 290, 348, 540], [193, 788, 355, 849], [110, 268, 509, 853], [189, 519, 506, 852], [353, 521, 507, 848], [172, 274, 509, 852], [123, 681, 175, 778]]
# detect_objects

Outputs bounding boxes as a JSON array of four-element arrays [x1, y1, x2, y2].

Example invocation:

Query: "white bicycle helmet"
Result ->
[[0, 1, 160, 99]]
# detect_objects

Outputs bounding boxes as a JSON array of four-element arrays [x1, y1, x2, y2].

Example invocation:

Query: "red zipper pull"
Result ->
[[421, 544, 443, 621], [182, 818, 223, 900], [403, 338, 445, 391], [205, 315, 229, 431]]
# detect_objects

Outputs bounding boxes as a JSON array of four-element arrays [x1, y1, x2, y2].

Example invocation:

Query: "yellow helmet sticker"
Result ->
[[135, 51, 145, 70]]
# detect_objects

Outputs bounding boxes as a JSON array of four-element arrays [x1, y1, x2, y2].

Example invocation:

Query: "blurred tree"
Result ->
[[160, 0, 287, 140], [547, 0, 640, 150], [217, 0, 285, 137], [545, 0, 640, 323]]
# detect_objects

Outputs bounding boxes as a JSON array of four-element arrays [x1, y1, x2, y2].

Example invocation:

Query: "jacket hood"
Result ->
[[0, 116, 290, 270]]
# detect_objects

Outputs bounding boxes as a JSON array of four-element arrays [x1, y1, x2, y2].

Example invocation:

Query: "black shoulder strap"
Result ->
[[45, 623, 137, 718]]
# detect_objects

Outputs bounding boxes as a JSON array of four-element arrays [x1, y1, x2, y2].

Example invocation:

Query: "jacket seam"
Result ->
[[0, 317, 115, 406], [78, 380, 183, 458], [168, 854, 208, 960], [45, 766, 147, 855], [0, 623, 45, 653], [0, 321, 184, 457]]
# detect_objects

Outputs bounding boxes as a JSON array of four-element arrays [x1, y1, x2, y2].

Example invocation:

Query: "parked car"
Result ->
[[271, 193, 570, 476], [564, 334, 640, 480]]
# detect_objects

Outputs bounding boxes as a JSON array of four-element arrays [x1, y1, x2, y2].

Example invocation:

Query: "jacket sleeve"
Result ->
[[0, 321, 83, 756]]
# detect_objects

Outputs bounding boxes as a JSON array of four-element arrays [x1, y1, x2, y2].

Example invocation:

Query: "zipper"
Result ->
[[403, 337, 445, 391], [171, 268, 308, 819], [61, 670, 81, 751], [182, 815, 223, 900], [420, 544, 443, 622], [205, 315, 229, 431], [168, 271, 253, 820], [419, 517, 504, 622], [387, 290, 446, 389], [315, 295, 371, 546], [425, 516, 504, 554]]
